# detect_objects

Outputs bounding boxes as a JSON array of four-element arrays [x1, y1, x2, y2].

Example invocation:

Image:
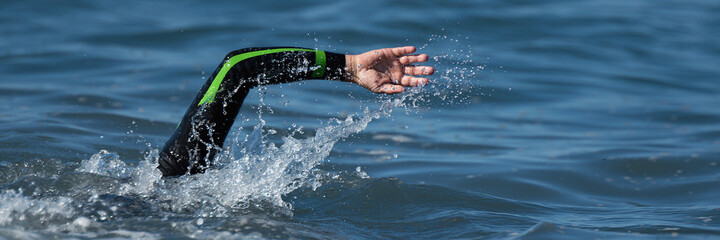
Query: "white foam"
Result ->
[[152, 108, 384, 215], [77, 150, 131, 178], [71, 217, 91, 229], [73, 90, 421, 217], [0, 189, 75, 226]]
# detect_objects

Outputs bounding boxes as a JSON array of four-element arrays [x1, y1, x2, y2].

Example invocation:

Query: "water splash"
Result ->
[[71, 36, 483, 217], [419, 34, 487, 105], [0, 36, 486, 238], [74, 92, 420, 217], [0, 189, 74, 226], [77, 150, 130, 179]]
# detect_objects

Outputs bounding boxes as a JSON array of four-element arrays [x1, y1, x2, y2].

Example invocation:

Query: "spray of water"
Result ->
[[0, 37, 486, 239], [420, 34, 487, 105], [67, 91, 433, 221], [72, 37, 484, 219]]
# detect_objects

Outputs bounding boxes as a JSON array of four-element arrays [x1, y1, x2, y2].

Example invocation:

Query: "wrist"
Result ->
[[345, 54, 357, 83], [321, 51, 350, 81]]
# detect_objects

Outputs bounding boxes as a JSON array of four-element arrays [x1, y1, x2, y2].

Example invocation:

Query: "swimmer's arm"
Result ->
[[344, 46, 435, 94], [215, 46, 434, 94], [157, 46, 435, 177]]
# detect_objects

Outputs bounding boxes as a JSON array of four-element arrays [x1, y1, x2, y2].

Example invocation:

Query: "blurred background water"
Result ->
[[1, 0, 719, 239]]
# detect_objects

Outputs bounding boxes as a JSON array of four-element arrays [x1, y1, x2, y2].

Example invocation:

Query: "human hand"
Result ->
[[346, 46, 434, 94]]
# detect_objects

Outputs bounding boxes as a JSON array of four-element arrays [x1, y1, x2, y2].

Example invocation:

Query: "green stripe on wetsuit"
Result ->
[[198, 48, 327, 105]]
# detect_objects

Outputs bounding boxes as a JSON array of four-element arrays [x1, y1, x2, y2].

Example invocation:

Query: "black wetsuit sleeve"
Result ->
[[157, 47, 347, 176]]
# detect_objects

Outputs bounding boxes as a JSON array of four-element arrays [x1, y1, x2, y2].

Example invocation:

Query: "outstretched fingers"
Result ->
[[403, 65, 435, 76], [400, 64, 433, 88], [378, 84, 405, 94], [400, 75, 429, 87], [354, 46, 433, 94], [390, 46, 417, 56], [399, 54, 428, 65]]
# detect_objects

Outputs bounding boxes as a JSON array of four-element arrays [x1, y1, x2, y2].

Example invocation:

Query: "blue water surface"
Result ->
[[1, 0, 719, 239]]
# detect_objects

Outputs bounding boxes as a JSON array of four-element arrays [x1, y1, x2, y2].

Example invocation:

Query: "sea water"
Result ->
[[1, 0, 719, 239]]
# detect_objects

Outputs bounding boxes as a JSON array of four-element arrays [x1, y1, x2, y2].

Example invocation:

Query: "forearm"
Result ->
[[158, 47, 349, 177], [199, 47, 348, 104]]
